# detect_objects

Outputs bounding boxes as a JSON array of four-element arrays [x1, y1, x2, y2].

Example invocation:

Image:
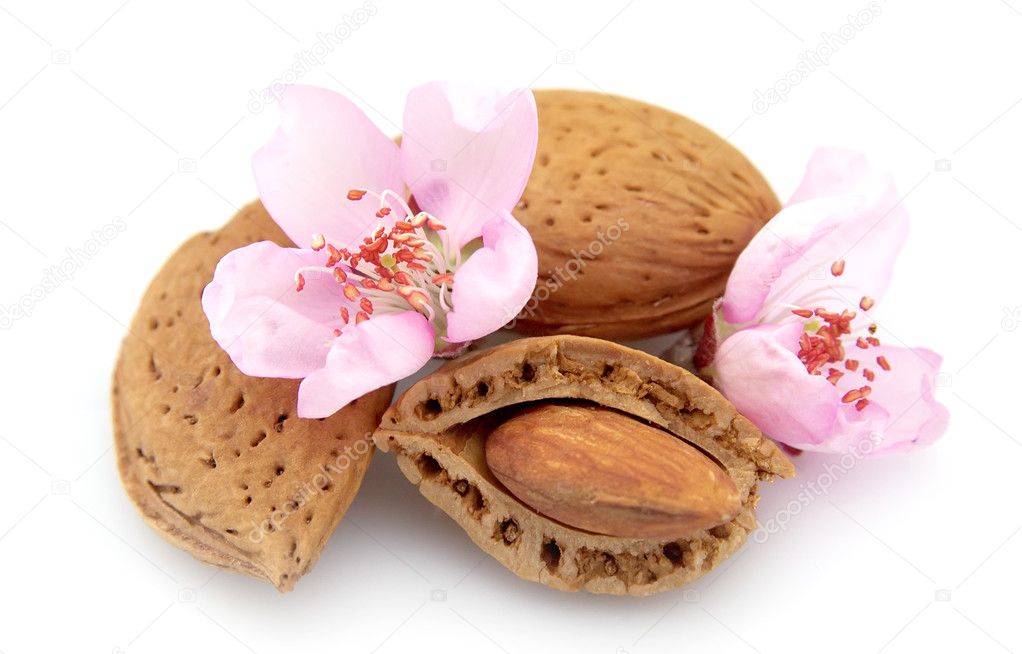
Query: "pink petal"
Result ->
[[445, 212, 538, 343], [297, 311, 434, 418], [400, 81, 538, 249], [722, 148, 909, 325], [714, 322, 841, 447], [857, 345, 949, 456], [201, 242, 348, 378], [252, 85, 403, 248]]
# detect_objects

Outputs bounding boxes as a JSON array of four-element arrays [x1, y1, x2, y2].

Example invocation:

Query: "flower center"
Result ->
[[293, 188, 466, 350], [790, 259, 891, 412]]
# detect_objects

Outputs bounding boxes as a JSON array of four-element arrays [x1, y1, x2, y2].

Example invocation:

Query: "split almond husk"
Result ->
[[374, 335, 794, 596]]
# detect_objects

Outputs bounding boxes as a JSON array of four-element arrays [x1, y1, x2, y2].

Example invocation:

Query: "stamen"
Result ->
[[342, 283, 360, 301], [347, 189, 367, 201], [863, 368, 875, 382], [339, 307, 349, 323], [333, 268, 347, 283], [845, 359, 859, 371], [877, 356, 891, 371], [859, 296, 875, 311], [360, 297, 374, 315], [831, 260, 846, 276], [792, 308, 813, 318], [855, 398, 870, 411], [311, 234, 326, 251], [294, 272, 305, 292], [355, 311, 369, 324]]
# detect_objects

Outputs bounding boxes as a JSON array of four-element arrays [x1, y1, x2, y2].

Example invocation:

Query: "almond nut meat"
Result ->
[[373, 335, 794, 596], [112, 200, 393, 591], [485, 403, 742, 539], [513, 90, 780, 339]]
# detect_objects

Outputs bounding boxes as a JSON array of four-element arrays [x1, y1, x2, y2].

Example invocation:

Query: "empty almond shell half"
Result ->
[[374, 335, 794, 596]]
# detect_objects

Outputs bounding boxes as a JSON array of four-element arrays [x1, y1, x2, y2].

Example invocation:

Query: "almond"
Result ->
[[484, 403, 741, 539], [514, 90, 780, 339]]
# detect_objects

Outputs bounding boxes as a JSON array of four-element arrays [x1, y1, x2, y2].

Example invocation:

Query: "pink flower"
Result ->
[[697, 148, 949, 456], [202, 83, 539, 418]]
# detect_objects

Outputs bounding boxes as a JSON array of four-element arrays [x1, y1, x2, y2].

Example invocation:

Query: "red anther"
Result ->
[[408, 213, 428, 228], [866, 336, 880, 346], [432, 273, 454, 285], [377, 278, 395, 292], [405, 238, 426, 248], [376, 207, 392, 218], [407, 262, 428, 272], [831, 260, 846, 276], [361, 279, 377, 290], [390, 232, 413, 243], [333, 267, 347, 283], [392, 221, 415, 233], [373, 226, 386, 239], [859, 296, 875, 311], [855, 398, 870, 411], [325, 244, 343, 267], [349, 255, 361, 268], [412, 248, 431, 261], [792, 308, 813, 318], [393, 271, 413, 285], [856, 337, 869, 349], [355, 311, 369, 324], [842, 386, 872, 404], [339, 307, 349, 323], [877, 356, 891, 371], [868, 323, 878, 334], [863, 368, 875, 382], [294, 273, 305, 292], [311, 234, 326, 251], [342, 283, 360, 301], [333, 328, 342, 337], [827, 368, 844, 385], [426, 217, 446, 231], [347, 189, 367, 201], [398, 286, 429, 311], [359, 297, 374, 315]]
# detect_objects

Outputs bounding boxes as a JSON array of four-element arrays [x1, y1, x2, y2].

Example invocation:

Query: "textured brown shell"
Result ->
[[513, 90, 780, 339], [112, 200, 393, 591], [374, 336, 793, 596]]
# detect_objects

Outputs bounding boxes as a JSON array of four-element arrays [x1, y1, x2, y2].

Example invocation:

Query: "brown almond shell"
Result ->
[[374, 335, 793, 596], [112, 200, 393, 591]]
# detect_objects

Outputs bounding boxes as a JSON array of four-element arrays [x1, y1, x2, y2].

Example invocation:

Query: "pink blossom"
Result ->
[[699, 148, 949, 456], [202, 83, 539, 418]]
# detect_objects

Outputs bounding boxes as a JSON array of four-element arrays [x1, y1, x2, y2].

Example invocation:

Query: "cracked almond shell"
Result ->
[[373, 335, 794, 596], [514, 90, 780, 339], [112, 200, 393, 591]]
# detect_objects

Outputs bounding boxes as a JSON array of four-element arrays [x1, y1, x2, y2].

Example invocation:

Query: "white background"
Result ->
[[1, 1, 1020, 652]]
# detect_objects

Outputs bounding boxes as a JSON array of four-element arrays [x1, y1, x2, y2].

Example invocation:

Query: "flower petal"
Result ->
[[445, 212, 538, 343], [722, 148, 909, 325], [297, 311, 434, 418], [201, 242, 348, 378], [400, 81, 538, 249], [858, 345, 949, 456], [714, 322, 841, 447], [252, 84, 403, 248]]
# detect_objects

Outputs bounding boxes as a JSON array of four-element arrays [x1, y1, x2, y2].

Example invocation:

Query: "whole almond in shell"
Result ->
[[485, 403, 741, 539], [514, 89, 780, 339], [112, 200, 393, 591]]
